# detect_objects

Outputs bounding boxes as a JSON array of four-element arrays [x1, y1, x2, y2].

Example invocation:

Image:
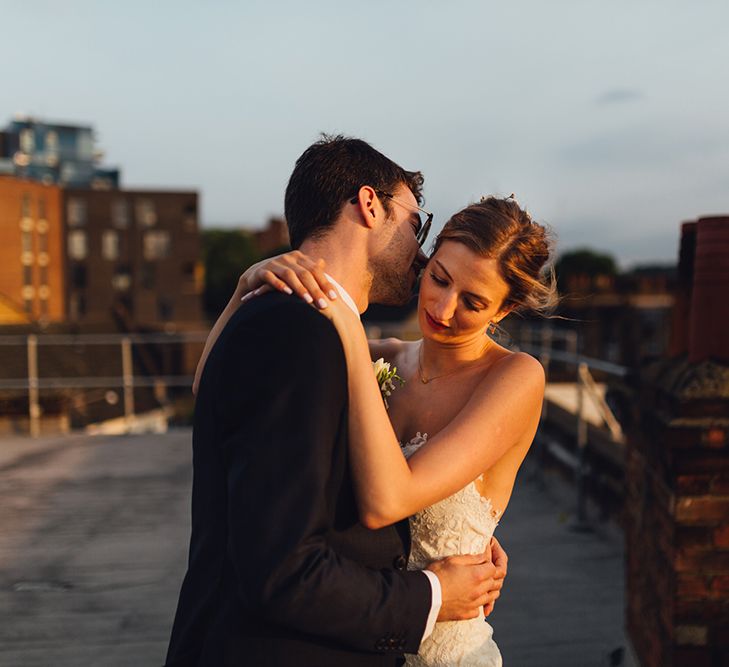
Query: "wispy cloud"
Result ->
[[595, 88, 643, 106]]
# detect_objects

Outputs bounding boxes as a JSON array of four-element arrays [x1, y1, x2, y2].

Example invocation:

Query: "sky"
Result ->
[[2, 0, 727, 267]]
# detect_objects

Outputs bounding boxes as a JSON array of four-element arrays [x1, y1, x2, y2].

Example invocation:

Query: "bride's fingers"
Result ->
[[300, 257, 338, 302], [242, 284, 275, 301], [272, 267, 318, 305], [265, 268, 310, 299], [295, 268, 336, 309], [275, 255, 336, 309], [244, 264, 292, 293], [490, 536, 508, 573]]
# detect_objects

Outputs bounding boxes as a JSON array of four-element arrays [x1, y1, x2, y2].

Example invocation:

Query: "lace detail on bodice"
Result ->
[[401, 432, 503, 667]]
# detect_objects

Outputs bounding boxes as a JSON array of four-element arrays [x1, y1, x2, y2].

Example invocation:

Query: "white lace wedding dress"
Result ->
[[402, 433, 503, 667]]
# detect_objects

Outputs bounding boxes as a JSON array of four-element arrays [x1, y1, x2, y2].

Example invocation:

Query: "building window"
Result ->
[[112, 265, 132, 291], [77, 130, 94, 161], [140, 263, 156, 289], [39, 265, 49, 287], [67, 230, 88, 260], [102, 230, 120, 260], [183, 202, 197, 232], [158, 297, 173, 321], [21, 193, 31, 218], [60, 163, 77, 183], [22, 231, 33, 254], [37, 219, 48, 255], [143, 230, 170, 260], [22, 265, 33, 286], [67, 198, 87, 227], [136, 199, 157, 227], [45, 131, 58, 153], [111, 199, 129, 228], [38, 198, 47, 220], [20, 128, 34, 154], [45, 132, 59, 167], [69, 292, 86, 319], [182, 261, 195, 279], [70, 264, 87, 289]]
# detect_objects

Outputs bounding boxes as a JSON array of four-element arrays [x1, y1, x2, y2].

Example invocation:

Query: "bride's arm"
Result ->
[[333, 307, 545, 529]]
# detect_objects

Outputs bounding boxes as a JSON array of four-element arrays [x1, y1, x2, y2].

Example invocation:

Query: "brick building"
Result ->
[[623, 216, 729, 667], [0, 115, 204, 330], [0, 176, 204, 329], [550, 265, 676, 367], [62, 187, 203, 328], [251, 216, 290, 256], [0, 177, 65, 323]]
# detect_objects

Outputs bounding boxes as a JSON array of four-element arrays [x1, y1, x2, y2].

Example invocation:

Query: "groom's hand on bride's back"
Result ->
[[483, 536, 508, 617], [427, 552, 502, 621]]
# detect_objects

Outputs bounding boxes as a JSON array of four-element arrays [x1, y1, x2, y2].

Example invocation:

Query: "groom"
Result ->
[[166, 136, 505, 666]]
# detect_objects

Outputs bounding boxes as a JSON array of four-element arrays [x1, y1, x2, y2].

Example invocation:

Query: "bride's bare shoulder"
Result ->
[[483, 347, 545, 387]]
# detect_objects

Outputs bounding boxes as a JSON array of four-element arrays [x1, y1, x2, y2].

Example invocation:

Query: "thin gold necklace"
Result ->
[[417, 339, 492, 384]]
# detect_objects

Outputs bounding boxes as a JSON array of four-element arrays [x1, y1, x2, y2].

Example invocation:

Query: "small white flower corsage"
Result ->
[[373, 358, 404, 408]]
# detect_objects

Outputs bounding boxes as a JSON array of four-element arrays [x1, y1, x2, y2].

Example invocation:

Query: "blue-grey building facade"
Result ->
[[0, 116, 120, 188]]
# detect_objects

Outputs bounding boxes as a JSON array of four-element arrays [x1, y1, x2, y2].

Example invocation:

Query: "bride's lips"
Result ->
[[424, 311, 448, 332]]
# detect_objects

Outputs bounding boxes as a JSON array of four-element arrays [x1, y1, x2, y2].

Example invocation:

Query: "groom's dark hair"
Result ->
[[284, 134, 424, 249]]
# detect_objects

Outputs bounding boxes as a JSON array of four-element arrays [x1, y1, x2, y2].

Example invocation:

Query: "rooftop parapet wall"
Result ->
[[625, 216, 729, 667]]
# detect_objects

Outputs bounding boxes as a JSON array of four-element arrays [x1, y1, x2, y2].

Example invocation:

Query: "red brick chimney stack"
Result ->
[[669, 221, 697, 357], [688, 216, 729, 363], [625, 215, 729, 667]]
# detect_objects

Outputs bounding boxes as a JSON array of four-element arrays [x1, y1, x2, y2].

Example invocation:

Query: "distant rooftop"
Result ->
[[0, 115, 120, 189]]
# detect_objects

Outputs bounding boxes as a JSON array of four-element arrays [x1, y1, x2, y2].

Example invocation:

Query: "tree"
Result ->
[[555, 248, 618, 293], [201, 230, 261, 320]]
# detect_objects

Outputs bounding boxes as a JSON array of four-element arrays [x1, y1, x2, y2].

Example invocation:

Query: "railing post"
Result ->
[[121, 337, 135, 427], [539, 324, 552, 417], [575, 360, 590, 528], [532, 324, 553, 485], [27, 334, 40, 438]]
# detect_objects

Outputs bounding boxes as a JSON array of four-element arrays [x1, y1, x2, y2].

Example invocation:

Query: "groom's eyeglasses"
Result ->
[[349, 190, 433, 248]]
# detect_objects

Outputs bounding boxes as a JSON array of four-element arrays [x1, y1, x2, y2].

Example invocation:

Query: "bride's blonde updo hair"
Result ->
[[431, 196, 557, 315]]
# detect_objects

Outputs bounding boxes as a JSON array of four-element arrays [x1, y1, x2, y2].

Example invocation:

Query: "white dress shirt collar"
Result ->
[[325, 274, 361, 320]]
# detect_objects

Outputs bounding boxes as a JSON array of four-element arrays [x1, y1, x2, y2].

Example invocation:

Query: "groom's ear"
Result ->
[[352, 185, 379, 229]]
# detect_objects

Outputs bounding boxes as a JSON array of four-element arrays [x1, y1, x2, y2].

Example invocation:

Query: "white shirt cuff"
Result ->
[[420, 570, 442, 642]]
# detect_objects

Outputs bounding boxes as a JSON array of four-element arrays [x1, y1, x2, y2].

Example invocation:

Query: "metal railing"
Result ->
[[516, 326, 629, 526], [0, 331, 209, 437], [2, 325, 631, 526]]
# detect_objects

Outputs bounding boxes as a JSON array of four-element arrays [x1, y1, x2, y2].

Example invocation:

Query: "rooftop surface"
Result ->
[[0, 429, 632, 666]]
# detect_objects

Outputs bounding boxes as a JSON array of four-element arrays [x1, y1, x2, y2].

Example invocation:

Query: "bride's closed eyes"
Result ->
[[428, 271, 486, 312]]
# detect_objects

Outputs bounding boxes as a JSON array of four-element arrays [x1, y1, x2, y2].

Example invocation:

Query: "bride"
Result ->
[[196, 195, 555, 666]]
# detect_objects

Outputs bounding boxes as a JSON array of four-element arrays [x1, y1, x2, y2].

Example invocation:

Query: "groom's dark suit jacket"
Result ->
[[165, 292, 432, 667]]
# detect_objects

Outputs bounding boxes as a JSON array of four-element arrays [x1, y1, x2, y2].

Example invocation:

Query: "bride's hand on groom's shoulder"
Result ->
[[239, 250, 338, 310], [237, 250, 364, 346]]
